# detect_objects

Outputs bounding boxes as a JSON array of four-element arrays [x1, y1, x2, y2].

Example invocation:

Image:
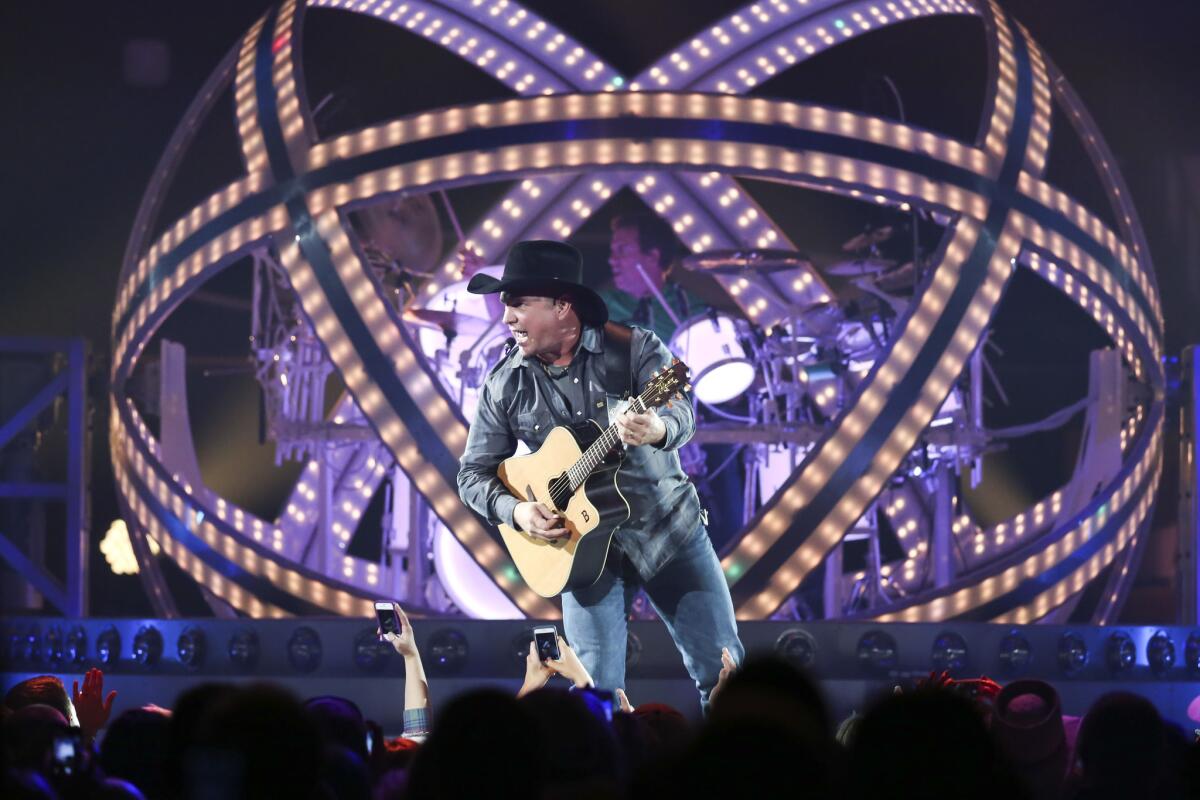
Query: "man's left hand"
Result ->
[[615, 407, 666, 447]]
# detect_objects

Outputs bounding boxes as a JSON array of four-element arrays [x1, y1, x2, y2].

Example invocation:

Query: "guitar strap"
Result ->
[[601, 322, 634, 400]]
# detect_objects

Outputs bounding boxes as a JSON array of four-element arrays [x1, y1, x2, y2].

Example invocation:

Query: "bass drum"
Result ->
[[669, 312, 756, 405]]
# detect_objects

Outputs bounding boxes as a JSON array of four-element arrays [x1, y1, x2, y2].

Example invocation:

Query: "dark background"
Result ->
[[1, 1, 1196, 619]]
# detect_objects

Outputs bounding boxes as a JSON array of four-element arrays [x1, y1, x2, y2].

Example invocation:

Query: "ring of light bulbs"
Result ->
[[111, 0, 1163, 622]]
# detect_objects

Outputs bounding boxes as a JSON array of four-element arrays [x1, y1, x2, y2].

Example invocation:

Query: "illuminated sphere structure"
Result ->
[[112, 0, 1163, 622]]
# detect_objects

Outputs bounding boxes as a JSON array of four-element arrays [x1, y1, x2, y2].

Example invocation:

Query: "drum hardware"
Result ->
[[841, 224, 895, 253], [826, 258, 896, 277], [681, 248, 814, 275], [401, 307, 494, 339]]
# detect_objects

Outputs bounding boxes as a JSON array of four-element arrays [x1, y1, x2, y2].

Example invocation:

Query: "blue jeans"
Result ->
[[562, 525, 745, 705]]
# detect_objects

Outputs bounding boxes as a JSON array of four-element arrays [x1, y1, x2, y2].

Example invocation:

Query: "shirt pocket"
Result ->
[[513, 411, 546, 451]]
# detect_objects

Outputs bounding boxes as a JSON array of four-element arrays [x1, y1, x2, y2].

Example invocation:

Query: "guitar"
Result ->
[[496, 358, 690, 597]]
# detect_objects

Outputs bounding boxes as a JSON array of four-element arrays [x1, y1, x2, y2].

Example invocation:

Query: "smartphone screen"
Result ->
[[52, 734, 81, 775], [533, 626, 560, 661], [375, 602, 401, 636]]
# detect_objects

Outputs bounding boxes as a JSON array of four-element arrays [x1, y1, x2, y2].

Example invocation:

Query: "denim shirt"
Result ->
[[457, 325, 702, 581]]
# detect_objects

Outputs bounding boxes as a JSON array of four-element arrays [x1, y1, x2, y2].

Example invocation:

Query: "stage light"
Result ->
[[133, 625, 163, 666], [1104, 632, 1135, 675], [65, 626, 87, 664], [510, 630, 535, 667], [1185, 632, 1200, 674], [176, 626, 206, 669], [19, 624, 42, 663], [931, 631, 969, 674], [41, 625, 63, 663], [96, 626, 121, 666], [228, 629, 260, 671], [997, 631, 1032, 676], [1147, 630, 1175, 676], [287, 626, 323, 673], [856, 630, 898, 674], [353, 627, 392, 673], [427, 629, 469, 675], [626, 631, 643, 670], [775, 628, 818, 670], [1057, 632, 1088, 677]]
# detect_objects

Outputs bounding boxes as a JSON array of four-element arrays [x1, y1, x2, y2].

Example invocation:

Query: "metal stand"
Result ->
[[0, 338, 90, 616]]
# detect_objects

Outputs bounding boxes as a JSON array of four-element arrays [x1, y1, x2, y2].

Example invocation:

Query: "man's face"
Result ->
[[502, 294, 569, 360], [608, 225, 663, 296]]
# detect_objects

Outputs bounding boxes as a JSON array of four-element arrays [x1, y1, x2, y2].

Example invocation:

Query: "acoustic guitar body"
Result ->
[[497, 423, 630, 597]]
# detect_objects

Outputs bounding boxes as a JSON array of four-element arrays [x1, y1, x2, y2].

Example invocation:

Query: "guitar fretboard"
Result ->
[[564, 388, 657, 492]]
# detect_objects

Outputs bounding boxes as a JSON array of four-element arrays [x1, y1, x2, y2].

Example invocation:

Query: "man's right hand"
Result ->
[[513, 501, 569, 542]]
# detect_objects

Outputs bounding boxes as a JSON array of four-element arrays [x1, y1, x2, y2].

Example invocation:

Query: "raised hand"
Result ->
[[72, 667, 117, 740], [615, 688, 634, 714], [517, 640, 555, 697], [457, 246, 486, 279], [709, 647, 738, 704]]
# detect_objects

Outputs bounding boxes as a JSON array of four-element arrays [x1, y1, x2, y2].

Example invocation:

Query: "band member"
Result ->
[[603, 212, 699, 343], [457, 240, 744, 703], [605, 212, 746, 546]]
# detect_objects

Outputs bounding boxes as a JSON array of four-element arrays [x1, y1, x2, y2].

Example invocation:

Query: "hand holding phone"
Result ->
[[375, 601, 416, 658]]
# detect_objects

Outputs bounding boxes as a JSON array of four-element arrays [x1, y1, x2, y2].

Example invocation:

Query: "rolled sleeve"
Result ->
[[457, 374, 520, 526], [633, 328, 695, 452]]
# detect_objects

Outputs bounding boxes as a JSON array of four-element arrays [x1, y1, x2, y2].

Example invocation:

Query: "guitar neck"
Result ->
[[566, 390, 656, 492]]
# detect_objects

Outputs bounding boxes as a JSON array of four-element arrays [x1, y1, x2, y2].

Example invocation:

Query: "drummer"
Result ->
[[602, 213, 702, 343]]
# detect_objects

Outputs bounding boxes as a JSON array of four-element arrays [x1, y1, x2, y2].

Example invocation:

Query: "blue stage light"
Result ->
[[228, 629, 259, 671], [177, 626, 206, 669], [353, 627, 392, 673], [931, 631, 969, 674], [856, 630, 898, 674], [287, 626, 323, 673], [1057, 632, 1088, 677], [1104, 631, 1135, 675], [1147, 630, 1175, 676], [65, 626, 87, 664], [133, 625, 163, 666], [1185, 632, 1200, 674], [96, 626, 121, 666], [997, 631, 1032, 676], [775, 628, 818, 670], [427, 629, 468, 675]]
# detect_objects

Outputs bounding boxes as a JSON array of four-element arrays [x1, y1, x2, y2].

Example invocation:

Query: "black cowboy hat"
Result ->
[[466, 240, 608, 324]]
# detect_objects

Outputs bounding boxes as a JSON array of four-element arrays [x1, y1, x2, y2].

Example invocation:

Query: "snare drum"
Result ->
[[670, 312, 756, 404]]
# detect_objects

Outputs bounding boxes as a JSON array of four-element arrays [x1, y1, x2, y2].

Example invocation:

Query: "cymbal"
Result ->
[[826, 258, 895, 277], [681, 249, 813, 275], [402, 308, 493, 338], [841, 225, 894, 252]]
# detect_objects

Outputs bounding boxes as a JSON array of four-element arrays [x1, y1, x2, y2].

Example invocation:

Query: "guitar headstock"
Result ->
[[642, 358, 691, 410]]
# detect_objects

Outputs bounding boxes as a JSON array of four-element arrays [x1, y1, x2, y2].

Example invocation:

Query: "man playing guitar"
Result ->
[[457, 240, 745, 705]]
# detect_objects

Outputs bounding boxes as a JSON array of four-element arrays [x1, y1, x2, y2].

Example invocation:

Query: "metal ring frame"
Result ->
[[110, 0, 1164, 621]]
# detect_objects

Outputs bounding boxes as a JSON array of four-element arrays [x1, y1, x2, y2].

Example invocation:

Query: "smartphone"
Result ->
[[375, 601, 402, 637], [577, 687, 614, 723], [365, 728, 375, 757], [51, 732, 83, 776], [533, 625, 561, 661]]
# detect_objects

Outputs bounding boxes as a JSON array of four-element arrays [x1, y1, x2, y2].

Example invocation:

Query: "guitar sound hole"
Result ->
[[548, 473, 571, 511]]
